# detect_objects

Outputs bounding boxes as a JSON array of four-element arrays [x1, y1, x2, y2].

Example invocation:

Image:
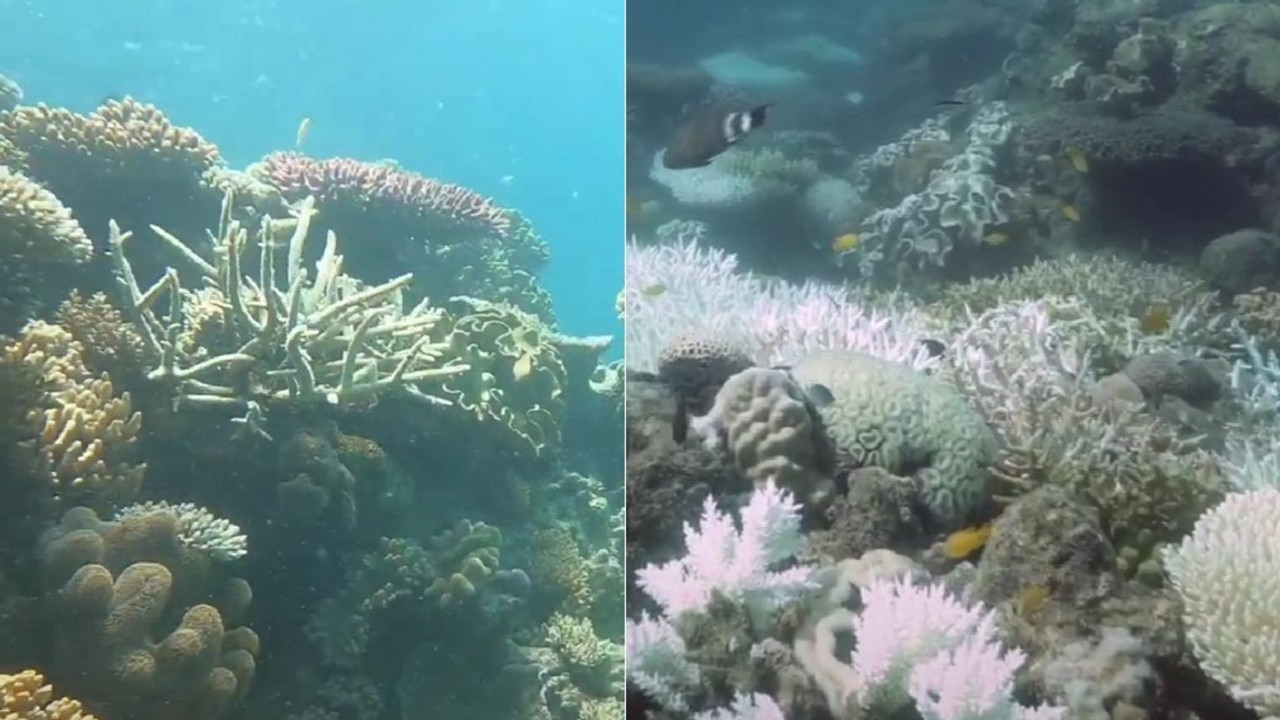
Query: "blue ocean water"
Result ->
[[0, 0, 624, 349]]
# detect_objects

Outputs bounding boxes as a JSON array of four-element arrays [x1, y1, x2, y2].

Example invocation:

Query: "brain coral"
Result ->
[[787, 349, 997, 529]]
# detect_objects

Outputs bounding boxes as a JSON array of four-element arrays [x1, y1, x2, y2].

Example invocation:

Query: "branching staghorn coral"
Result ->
[[107, 193, 471, 422], [930, 253, 1226, 369], [941, 299, 1226, 577]]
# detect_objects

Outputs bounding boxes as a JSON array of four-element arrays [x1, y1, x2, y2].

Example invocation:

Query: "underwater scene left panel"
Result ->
[[0, 2, 625, 719]]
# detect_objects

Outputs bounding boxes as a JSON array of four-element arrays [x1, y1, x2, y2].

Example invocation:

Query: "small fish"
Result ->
[[1066, 147, 1089, 173], [982, 231, 1009, 246], [513, 352, 534, 381], [919, 338, 947, 358], [804, 383, 836, 407], [640, 283, 667, 297], [662, 103, 773, 170], [934, 99, 967, 106], [832, 232, 860, 253], [943, 523, 991, 560], [1061, 203, 1082, 222], [295, 117, 312, 148], [1138, 305, 1171, 334], [672, 394, 689, 443], [1016, 585, 1050, 616]]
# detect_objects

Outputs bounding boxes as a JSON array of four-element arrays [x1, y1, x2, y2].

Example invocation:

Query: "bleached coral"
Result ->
[[115, 500, 248, 561], [625, 613, 701, 711], [634, 481, 817, 620], [624, 232, 931, 372], [851, 102, 1016, 277], [1164, 489, 1280, 718], [808, 576, 1064, 719], [694, 692, 785, 720]]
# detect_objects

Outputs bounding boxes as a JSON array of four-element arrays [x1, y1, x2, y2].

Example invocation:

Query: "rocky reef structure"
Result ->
[[625, 232, 1278, 719], [1, 83, 622, 720]]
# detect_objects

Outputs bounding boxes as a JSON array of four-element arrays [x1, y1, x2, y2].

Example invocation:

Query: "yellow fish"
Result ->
[[640, 283, 667, 297], [942, 523, 992, 560], [513, 352, 534, 381], [1016, 585, 1050, 616], [1061, 204, 1082, 222], [1066, 147, 1089, 173], [295, 117, 312, 148], [983, 232, 1009, 246], [832, 232, 860, 253], [1138, 304, 1171, 334], [626, 196, 644, 218]]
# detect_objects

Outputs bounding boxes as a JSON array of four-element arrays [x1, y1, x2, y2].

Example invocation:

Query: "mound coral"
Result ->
[[789, 349, 998, 529], [689, 367, 835, 505], [0, 165, 92, 265], [1165, 488, 1280, 719], [40, 506, 257, 720]]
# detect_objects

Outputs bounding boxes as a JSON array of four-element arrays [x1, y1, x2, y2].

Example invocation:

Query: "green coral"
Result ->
[[789, 349, 998, 529]]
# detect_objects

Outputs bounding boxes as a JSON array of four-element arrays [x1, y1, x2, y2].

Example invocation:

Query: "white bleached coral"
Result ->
[[115, 500, 248, 562], [634, 481, 818, 621], [1164, 488, 1280, 718]]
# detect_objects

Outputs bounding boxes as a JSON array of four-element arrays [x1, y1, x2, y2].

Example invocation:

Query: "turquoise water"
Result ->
[[1, 0, 624, 346]]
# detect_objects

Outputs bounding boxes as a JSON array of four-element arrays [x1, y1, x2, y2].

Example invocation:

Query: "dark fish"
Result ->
[[805, 383, 836, 408], [934, 99, 967, 106], [672, 393, 689, 443], [920, 338, 947, 358], [662, 104, 772, 170]]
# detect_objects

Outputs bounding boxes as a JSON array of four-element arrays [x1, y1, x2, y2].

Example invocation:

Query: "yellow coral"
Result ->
[[2, 98, 221, 180], [0, 165, 92, 265], [1, 670, 98, 720], [528, 527, 593, 613], [2, 320, 144, 507]]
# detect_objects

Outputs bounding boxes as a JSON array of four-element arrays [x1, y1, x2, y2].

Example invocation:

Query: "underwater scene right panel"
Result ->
[[624, 0, 1279, 718]]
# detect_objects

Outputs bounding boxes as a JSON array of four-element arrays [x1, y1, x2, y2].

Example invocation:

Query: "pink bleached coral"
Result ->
[[625, 225, 932, 372], [255, 152, 513, 238]]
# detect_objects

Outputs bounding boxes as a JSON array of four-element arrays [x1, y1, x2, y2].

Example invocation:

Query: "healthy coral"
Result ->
[[1, 669, 97, 720], [0, 165, 93, 266], [2, 321, 144, 509], [1, 98, 221, 182]]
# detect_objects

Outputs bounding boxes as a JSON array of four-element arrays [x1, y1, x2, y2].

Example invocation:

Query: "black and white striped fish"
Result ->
[[661, 103, 773, 170]]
